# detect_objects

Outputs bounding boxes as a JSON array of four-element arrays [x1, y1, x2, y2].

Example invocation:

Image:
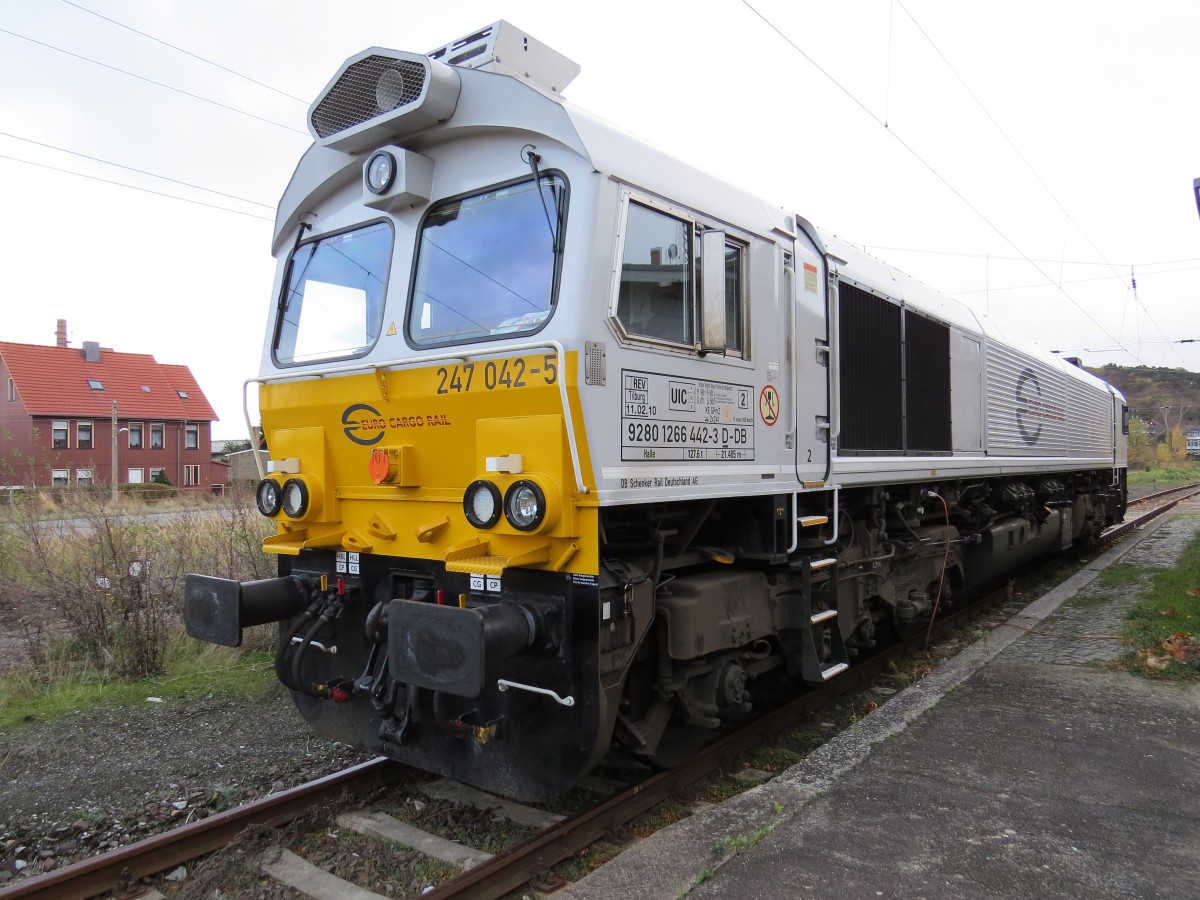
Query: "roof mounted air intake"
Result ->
[[308, 50, 461, 152]]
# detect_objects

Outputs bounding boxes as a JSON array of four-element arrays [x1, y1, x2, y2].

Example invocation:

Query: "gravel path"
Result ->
[[0, 684, 369, 882]]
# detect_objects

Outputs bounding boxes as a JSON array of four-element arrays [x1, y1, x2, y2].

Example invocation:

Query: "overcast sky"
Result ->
[[1, 0, 1197, 437]]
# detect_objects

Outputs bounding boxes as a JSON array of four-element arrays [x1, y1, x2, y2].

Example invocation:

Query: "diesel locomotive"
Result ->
[[185, 22, 1128, 800]]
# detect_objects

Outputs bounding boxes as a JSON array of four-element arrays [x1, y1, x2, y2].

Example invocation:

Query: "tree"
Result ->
[[1166, 426, 1188, 463], [221, 439, 251, 459], [1128, 418, 1154, 469], [151, 470, 171, 486]]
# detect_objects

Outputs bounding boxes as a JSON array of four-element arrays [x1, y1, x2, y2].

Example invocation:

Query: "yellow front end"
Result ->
[[256, 351, 598, 579]]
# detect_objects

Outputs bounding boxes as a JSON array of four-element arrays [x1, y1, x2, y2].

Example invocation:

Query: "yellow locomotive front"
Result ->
[[184, 29, 630, 800]]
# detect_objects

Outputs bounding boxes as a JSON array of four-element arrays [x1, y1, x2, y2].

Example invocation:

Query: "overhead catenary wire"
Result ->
[[952, 264, 1200, 297], [738, 0, 1146, 365], [0, 129, 276, 210], [0, 153, 274, 221], [59, 0, 310, 105], [0, 26, 309, 137], [895, 0, 1183, 367], [863, 246, 1200, 269]]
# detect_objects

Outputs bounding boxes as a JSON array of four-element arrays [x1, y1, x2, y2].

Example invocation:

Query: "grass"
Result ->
[[1119, 529, 1200, 678], [1097, 564, 1146, 587], [0, 631, 277, 730], [1127, 463, 1199, 488]]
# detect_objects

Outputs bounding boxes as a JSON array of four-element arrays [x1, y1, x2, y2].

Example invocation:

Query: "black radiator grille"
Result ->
[[839, 283, 902, 451], [838, 282, 952, 454], [904, 310, 952, 451]]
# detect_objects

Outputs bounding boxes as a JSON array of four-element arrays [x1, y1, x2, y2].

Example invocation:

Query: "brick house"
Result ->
[[0, 331, 222, 492]]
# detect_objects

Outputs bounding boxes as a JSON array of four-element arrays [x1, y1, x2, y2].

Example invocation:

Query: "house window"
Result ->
[[150, 423, 164, 449], [185, 423, 199, 450], [6, 378, 13, 401], [149, 467, 166, 484], [128, 422, 143, 449], [51, 468, 69, 487], [184, 464, 200, 486], [53, 421, 69, 448], [127, 468, 144, 484], [76, 468, 94, 487], [77, 422, 93, 450]]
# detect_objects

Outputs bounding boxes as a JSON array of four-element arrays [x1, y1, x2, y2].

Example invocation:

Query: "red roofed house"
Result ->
[[0, 322, 222, 492]]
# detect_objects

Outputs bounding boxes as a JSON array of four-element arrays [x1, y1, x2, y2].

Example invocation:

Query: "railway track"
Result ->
[[5, 482, 1197, 900]]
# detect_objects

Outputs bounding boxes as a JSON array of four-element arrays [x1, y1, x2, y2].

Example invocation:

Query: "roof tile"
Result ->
[[0, 342, 218, 421]]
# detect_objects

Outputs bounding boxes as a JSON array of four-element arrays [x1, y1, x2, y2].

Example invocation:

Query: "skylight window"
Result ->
[[177, 390, 189, 399], [141, 385, 151, 393], [87, 380, 104, 390]]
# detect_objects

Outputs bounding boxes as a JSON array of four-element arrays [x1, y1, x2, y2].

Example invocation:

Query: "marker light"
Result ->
[[365, 150, 396, 194], [256, 479, 281, 517], [464, 480, 502, 529], [281, 478, 310, 519], [504, 480, 546, 531]]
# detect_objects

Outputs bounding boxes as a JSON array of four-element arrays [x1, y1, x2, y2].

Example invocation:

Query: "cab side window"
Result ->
[[616, 203, 692, 345], [723, 240, 745, 356]]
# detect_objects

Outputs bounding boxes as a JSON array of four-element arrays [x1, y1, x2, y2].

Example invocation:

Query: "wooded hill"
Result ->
[[1086, 365, 1200, 432]]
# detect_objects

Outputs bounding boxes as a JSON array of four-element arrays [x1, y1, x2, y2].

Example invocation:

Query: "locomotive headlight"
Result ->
[[255, 478, 282, 517], [281, 478, 310, 519], [365, 150, 396, 194], [464, 480, 502, 529], [504, 480, 546, 532]]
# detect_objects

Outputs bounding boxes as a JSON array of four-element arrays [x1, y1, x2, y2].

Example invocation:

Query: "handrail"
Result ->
[[788, 483, 841, 555], [243, 340, 589, 494]]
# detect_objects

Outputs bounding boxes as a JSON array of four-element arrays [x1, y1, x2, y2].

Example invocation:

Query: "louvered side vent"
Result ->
[[308, 49, 461, 152], [904, 310, 952, 453], [311, 56, 427, 139], [838, 282, 902, 453], [585, 341, 606, 386]]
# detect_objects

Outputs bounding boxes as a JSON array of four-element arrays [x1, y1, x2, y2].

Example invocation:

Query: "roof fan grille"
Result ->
[[310, 56, 427, 139]]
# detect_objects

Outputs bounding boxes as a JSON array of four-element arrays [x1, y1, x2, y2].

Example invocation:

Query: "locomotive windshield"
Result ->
[[408, 174, 565, 347], [274, 221, 392, 365]]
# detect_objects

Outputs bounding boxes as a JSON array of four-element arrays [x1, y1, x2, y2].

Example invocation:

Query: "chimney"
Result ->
[[82, 341, 101, 363], [55, 319, 68, 348]]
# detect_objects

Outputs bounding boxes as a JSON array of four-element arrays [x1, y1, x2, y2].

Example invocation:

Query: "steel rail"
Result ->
[[425, 584, 1026, 899], [427, 485, 1200, 899], [0, 758, 407, 900], [1105, 485, 1200, 540], [6, 486, 1194, 899], [1125, 482, 1200, 509]]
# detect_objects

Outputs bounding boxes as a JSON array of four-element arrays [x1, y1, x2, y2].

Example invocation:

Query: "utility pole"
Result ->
[[111, 400, 119, 501]]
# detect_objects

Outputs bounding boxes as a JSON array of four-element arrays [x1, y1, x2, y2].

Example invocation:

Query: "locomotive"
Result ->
[[185, 22, 1128, 801]]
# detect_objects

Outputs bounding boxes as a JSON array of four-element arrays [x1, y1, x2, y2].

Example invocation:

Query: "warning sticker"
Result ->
[[803, 262, 819, 294], [759, 385, 780, 426], [621, 370, 754, 461]]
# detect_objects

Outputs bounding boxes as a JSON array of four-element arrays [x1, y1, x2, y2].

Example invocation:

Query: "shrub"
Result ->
[[1, 483, 273, 679]]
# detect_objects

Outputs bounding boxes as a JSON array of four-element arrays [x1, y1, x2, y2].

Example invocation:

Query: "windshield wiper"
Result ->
[[521, 144, 559, 254]]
